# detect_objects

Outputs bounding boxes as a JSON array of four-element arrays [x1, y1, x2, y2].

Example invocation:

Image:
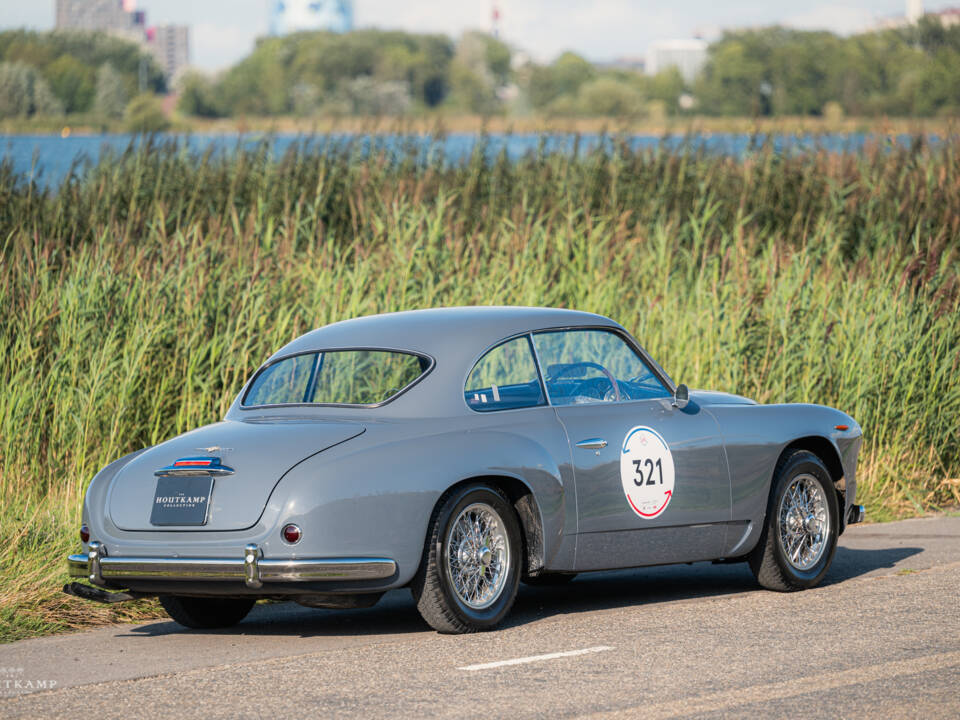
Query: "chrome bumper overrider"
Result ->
[[67, 541, 396, 589]]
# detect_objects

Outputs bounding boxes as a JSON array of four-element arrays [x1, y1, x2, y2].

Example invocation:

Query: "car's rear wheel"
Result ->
[[411, 484, 521, 633], [158, 595, 256, 629], [749, 449, 839, 591]]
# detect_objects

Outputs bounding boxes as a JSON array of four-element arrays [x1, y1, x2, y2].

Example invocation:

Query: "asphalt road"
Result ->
[[2, 516, 959, 719]]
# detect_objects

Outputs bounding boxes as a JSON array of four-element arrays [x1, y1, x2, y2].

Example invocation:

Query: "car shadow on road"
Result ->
[[121, 544, 923, 639], [822, 545, 923, 583], [122, 595, 429, 639], [505, 544, 923, 629]]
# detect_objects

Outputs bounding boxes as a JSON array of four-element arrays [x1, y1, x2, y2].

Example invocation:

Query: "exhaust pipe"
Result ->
[[847, 504, 865, 525]]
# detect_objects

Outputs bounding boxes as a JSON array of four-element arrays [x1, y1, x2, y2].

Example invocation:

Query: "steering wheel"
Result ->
[[549, 361, 621, 402]]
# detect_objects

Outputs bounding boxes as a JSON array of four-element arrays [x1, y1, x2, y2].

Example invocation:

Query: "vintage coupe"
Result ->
[[66, 307, 864, 633]]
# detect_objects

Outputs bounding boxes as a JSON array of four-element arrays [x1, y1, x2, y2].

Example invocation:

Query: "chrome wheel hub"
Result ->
[[479, 547, 492, 566], [777, 474, 830, 572], [445, 502, 510, 610]]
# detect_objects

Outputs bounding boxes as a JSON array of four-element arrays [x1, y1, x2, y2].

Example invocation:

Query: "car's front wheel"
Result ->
[[158, 595, 256, 629], [411, 484, 521, 633], [749, 449, 839, 591]]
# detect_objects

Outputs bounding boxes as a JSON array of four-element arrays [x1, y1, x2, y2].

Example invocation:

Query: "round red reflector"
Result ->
[[79, 524, 90, 543], [282, 524, 302, 544]]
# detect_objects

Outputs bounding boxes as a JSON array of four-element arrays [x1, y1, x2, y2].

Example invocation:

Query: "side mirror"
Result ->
[[672, 383, 689, 409]]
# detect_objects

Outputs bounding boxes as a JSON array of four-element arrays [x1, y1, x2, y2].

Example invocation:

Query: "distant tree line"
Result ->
[[695, 20, 960, 117], [179, 30, 475, 117], [176, 29, 686, 119], [1, 20, 958, 123], [180, 20, 959, 119], [0, 29, 165, 125]]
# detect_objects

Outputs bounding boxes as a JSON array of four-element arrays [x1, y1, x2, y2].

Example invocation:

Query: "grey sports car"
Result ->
[[66, 307, 864, 633]]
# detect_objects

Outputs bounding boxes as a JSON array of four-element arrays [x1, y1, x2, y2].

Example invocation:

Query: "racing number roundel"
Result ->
[[620, 426, 675, 519]]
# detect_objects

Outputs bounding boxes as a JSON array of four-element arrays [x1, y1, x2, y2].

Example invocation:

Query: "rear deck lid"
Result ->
[[108, 419, 363, 531]]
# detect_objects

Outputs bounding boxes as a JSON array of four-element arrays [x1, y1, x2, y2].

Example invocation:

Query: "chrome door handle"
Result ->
[[575, 438, 608, 450]]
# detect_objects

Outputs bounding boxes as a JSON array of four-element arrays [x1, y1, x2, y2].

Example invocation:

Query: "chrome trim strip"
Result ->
[[154, 466, 235, 478], [575, 438, 608, 450], [259, 558, 398, 581], [103, 557, 246, 580], [65, 553, 397, 584], [527, 332, 553, 406]]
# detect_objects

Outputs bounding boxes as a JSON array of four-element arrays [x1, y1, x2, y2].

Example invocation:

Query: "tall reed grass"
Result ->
[[1, 134, 958, 641]]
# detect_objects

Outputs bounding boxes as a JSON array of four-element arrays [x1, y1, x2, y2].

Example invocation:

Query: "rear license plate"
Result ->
[[150, 476, 213, 526]]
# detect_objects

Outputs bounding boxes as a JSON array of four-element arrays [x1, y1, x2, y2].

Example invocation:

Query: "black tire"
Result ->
[[411, 484, 522, 634], [522, 573, 577, 587], [749, 449, 839, 592], [158, 595, 256, 629]]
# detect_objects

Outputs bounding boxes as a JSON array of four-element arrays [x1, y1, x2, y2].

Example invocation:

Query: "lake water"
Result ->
[[0, 132, 927, 188]]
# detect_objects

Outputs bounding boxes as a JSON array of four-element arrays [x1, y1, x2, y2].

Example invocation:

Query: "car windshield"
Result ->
[[243, 350, 430, 407]]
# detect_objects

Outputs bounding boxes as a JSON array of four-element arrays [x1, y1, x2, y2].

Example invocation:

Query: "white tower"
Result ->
[[269, 0, 354, 36], [906, 0, 924, 23]]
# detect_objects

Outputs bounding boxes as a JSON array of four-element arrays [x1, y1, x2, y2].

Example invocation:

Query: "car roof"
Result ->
[[270, 306, 622, 362]]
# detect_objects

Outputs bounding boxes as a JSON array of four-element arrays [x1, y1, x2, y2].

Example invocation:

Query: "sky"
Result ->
[[1, 1, 956, 71]]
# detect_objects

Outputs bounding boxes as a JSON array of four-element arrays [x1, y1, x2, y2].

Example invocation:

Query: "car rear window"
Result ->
[[243, 350, 430, 407]]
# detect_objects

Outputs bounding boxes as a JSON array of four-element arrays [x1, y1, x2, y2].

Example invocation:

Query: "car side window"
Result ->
[[465, 336, 546, 412], [532, 329, 670, 406]]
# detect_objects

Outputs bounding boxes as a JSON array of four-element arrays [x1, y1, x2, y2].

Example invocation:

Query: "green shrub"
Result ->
[[0, 60, 63, 117], [93, 62, 127, 118], [123, 93, 169, 132]]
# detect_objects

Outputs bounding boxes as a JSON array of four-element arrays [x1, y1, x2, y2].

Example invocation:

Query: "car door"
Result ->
[[531, 329, 731, 571]]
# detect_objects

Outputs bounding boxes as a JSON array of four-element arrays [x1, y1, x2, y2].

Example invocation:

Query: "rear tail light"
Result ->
[[282, 524, 302, 544], [79, 524, 90, 543]]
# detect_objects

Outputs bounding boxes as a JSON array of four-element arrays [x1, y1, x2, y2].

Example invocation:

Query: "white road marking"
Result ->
[[458, 645, 614, 671]]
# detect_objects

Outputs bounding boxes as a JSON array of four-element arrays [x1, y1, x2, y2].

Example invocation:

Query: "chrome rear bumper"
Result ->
[[67, 541, 396, 589]]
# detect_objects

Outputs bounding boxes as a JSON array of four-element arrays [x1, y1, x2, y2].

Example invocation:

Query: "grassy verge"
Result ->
[[1, 133, 957, 642]]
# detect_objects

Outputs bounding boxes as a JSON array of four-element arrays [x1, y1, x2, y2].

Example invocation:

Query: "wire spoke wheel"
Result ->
[[444, 502, 511, 610], [413, 484, 522, 632], [777, 473, 830, 572]]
